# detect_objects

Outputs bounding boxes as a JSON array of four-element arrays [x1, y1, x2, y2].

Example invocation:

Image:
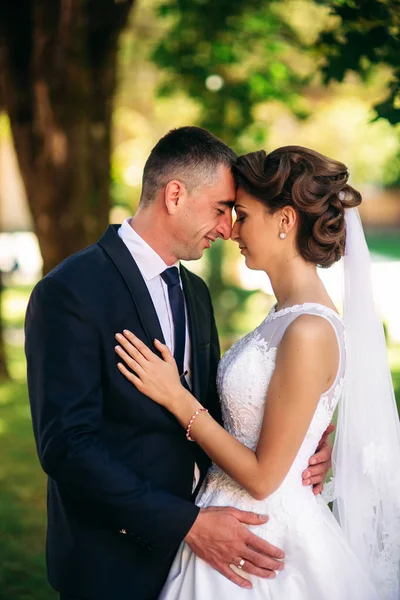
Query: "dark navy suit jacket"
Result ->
[[25, 225, 222, 600]]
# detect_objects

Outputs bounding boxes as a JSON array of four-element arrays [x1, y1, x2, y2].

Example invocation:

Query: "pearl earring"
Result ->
[[279, 232, 286, 240]]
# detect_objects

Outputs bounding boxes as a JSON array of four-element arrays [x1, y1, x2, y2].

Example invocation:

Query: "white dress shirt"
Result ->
[[118, 218, 192, 388]]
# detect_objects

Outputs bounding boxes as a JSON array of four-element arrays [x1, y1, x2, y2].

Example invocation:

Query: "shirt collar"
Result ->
[[118, 218, 180, 281]]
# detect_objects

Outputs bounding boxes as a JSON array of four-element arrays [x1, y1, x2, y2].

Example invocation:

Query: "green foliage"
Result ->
[[203, 240, 261, 340], [316, 0, 400, 123], [153, 0, 400, 142], [365, 232, 400, 260], [153, 0, 306, 147]]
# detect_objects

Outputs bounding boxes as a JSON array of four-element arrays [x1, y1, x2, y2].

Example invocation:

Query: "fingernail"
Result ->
[[303, 470, 310, 478], [304, 479, 311, 486], [258, 514, 268, 520], [115, 345, 121, 351], [243, 582, 252, 589], [123, 330, 131, 335], [310, 458, 316, 465], [115, 333, 122, 340]]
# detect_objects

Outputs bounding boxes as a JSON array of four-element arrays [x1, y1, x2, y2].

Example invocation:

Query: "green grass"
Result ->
[[0, 284, 399, 599], [0, 285, 56, 599], [0, 351, 56, 599]]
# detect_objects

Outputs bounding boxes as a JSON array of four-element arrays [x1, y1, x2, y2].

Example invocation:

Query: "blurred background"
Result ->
[[0, 0, 399, 597]]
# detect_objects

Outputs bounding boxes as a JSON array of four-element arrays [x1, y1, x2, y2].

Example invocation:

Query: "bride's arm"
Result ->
[[115, 315, 338, 501]]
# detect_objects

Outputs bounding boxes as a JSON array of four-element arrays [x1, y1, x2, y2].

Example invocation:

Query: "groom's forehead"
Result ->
[[213, 164, 236, 192], [211, 173, 236, 205]]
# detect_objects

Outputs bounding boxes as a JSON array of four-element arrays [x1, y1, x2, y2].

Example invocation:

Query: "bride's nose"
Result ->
[[231, 220, 240, 242]]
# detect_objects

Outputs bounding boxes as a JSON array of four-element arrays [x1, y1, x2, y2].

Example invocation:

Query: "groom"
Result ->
[[26, 126, 333, 600]]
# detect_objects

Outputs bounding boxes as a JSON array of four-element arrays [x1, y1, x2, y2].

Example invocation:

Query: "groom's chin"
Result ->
[[181, 248, 204, 261]]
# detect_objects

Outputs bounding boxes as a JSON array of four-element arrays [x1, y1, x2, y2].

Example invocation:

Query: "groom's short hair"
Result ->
[[139, 126, 237, 206]]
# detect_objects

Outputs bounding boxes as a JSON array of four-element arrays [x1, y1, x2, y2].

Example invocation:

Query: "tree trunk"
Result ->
[[0, 83, 10, 380], [0, 271, 10, 380], [0, 0, 134, 275]]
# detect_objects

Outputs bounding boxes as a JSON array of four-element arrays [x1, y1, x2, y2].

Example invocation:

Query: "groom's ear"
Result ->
[[164, 180, 187, 215]]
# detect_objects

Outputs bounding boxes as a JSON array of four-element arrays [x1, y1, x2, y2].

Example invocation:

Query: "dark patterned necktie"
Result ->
[[161, 266, 186, 378]]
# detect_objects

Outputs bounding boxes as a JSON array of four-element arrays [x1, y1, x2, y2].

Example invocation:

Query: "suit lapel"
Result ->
[[98, 225, 165, 350], [98, 226, 206, 401], [180, 266, 202, 400]]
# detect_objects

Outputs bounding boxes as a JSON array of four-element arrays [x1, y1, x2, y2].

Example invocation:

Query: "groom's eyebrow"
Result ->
[[218, 200, 235, 209]]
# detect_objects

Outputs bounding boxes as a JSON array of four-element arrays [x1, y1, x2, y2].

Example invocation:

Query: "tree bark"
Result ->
[[0, 271, 10, 380], [0, 0, 134, 275]]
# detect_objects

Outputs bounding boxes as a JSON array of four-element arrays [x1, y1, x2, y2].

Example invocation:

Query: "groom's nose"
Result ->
[[216, 212, 233, 240]]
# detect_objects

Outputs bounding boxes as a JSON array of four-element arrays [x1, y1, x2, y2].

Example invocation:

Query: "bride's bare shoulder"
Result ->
[[277, 314, 339, 377], [284, 313, 337, 342]]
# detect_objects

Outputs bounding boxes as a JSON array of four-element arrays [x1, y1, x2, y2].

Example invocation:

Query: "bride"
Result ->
[[115, 146, 400, 599]]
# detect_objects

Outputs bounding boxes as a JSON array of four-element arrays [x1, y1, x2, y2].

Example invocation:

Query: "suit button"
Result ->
[[119, 529, 127, 534]]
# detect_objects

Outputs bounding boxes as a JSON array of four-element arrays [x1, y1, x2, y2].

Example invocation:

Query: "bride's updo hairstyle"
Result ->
[[233, 146, 362, 268]]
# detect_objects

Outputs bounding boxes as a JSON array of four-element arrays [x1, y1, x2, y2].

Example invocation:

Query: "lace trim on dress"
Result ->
[[267, 302, 343, 323]]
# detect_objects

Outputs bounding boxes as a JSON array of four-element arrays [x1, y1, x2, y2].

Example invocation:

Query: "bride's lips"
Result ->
[[239, 246, 247, 254]]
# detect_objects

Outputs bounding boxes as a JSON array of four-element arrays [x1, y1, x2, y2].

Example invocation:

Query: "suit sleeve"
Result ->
[[192, 281, 223, 480], [205, 286, 223, 427], [25, 276, 199, 556]]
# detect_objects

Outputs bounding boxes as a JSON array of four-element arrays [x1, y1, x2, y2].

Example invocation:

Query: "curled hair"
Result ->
[[233, 146, 361, 268]]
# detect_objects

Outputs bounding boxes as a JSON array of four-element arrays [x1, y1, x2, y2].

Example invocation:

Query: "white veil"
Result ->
[[332, 207, 400, 599]]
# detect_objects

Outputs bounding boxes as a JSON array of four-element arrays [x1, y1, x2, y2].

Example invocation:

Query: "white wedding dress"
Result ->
[[159, 303, 380, 600]]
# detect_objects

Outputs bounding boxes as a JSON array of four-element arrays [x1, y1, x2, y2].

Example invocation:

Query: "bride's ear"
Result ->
[[279, 206, 297, 235]]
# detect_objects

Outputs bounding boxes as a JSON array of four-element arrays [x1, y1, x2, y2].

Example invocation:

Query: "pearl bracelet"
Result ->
[[186, 407, 209, 442]]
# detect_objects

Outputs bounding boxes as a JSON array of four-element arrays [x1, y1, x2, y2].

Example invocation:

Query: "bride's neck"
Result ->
[[267, 258, 323, 311]]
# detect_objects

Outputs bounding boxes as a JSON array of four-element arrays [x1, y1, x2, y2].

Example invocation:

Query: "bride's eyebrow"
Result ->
[[234, 204, 247, 211]]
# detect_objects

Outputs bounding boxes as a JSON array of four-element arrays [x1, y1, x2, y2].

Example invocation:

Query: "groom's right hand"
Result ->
[[184, 506, 285, 589]]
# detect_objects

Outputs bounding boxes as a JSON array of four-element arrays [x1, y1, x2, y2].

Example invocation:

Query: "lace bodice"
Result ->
[[218, 303, 344, 452], [196, 303, 345, 541]]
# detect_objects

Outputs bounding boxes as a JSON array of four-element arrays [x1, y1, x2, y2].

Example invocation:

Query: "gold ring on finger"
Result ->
[[237, 558, 245, 570]]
